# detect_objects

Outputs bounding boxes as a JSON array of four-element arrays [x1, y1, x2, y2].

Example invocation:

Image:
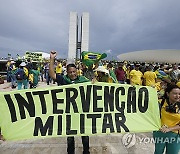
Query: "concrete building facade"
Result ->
[[68, 12, 89, 62], [81, 12, 89, 55], [68, 12, 78, 61]]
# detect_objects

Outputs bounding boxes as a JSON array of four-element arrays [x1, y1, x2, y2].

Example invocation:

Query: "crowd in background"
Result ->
[[1, 56, 180, 153], [3, 58, 180, 93]]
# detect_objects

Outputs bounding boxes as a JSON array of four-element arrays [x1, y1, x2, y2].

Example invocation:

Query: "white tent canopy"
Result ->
[[41, 52, 50, 59], [117, 49, 180, 63]]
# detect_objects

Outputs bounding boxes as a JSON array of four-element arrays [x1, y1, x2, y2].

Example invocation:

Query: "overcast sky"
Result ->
[[0, 0, 180, 60]]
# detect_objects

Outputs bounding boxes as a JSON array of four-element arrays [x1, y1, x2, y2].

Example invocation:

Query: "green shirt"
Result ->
[[30, 69, 40, 86], [63, 75, 89, 84]]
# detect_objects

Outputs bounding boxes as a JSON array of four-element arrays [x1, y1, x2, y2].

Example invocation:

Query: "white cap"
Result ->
[[95, 66, 109, 74], [10, 61, 16, 64], [20, 62, 26, 67]]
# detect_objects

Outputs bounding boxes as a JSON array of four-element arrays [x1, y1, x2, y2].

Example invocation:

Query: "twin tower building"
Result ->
[[68, 12, 89, 62]]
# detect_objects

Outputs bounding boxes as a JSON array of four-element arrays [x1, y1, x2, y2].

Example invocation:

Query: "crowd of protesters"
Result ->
[[0, 52, 180, 154], [5, 58, 41, 90], [3, 55, 180, 92], [47, 51, 179, 154], [4, 58, 66, 89]]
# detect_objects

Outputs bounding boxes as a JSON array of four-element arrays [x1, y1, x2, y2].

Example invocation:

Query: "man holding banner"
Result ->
[[0, 52, 162, 153], [49, 51, 90, 154]]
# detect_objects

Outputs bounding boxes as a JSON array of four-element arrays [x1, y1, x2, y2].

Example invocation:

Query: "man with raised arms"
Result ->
[[49, 51, 90, 154]]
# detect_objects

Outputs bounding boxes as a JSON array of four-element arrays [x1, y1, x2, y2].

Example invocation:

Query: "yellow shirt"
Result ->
[[107, 76, 117, 83], [12, 65, 16, 70], [77, 69, 83, 76], [123, 65, 127, 72], [103, 64, 107, 69], [56, 63, 62, 74], [24, 67, 28, 77], [143, 71, 157, 86], [6, 61, 11, 67], [161, 101, 180, 134], [130, 70, 143, 85], [126, 69, 130, 80], [176, 81, 180, 88], [29, 74, 34, 83], [155, 82, 161, 91]]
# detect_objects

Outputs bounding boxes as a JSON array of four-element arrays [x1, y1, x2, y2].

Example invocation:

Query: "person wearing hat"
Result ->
[[94, 66, 113, 83], [16, 62, 28, 90]]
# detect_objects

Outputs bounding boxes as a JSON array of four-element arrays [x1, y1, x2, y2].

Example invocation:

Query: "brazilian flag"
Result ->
[[81, 51, 107, 67], [155, 70, 169, 79]]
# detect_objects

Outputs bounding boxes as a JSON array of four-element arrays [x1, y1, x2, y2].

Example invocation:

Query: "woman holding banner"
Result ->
[[49, 51, 90, 154], [153, 84, 180, 154]]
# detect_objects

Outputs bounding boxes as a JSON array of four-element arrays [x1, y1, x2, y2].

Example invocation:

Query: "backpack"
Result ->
[[16, 68, 26, 80]]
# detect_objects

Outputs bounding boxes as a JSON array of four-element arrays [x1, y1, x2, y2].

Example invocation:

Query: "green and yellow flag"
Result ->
[[81, 51, 107, 67]]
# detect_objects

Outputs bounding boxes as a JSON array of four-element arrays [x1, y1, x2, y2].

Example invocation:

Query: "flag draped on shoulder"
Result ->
[[155, 70, 168, 79], [81, 51, 107, 67]]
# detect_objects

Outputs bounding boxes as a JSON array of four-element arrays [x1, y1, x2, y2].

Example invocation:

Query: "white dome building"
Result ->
[[117, 49, 180, 63]]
